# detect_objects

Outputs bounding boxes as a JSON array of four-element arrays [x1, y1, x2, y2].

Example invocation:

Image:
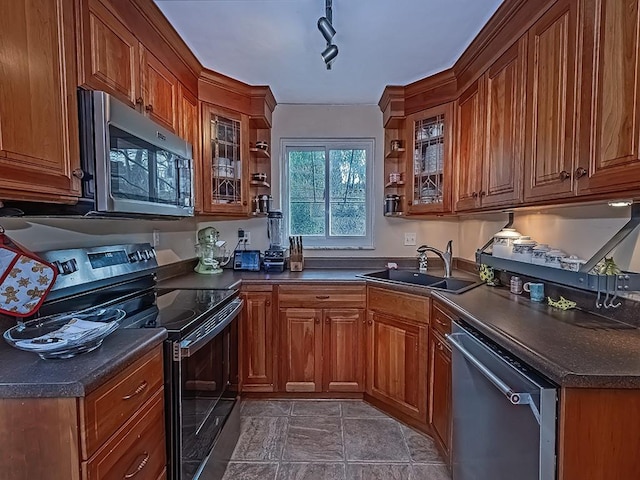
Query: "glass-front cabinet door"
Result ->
[[202, 104, 249, 215], [407, 104, 453, 214]]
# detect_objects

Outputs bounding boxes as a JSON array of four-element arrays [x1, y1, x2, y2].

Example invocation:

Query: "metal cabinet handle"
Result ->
[[135, 97, 143, 106], [123, 452, 150, 478], [575, 166, 587, 179], [447, 333, 541, 424], [316, 295, 330, 299], [368, 320, 373, 325], [265, 300, 271, 307], [559, 170, 570, 181], [479, 190, 486, 197], [435, 318, 446, 327], [72, 169, 85, 179], [472, 191, 478, 198], [315, 318, 320, 324], [122, 381, 148, 400], [325, 318, 330, 323], [145, 104, 154, 113]]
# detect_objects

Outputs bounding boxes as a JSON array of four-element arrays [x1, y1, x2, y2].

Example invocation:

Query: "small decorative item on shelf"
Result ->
[[531, 244, 551, 265], [510, 276, 523, 294], [591, 257, 621, 275], [390, 139, 402, 151], [559, 255, 586, 272], [251, 172, 267, 182], [492, 228, 522, 259], [547, 296, 577, 310], [289, 236, 303, 272], [255, 141, 269, 151], [389, 172, 402, 183], [544, 250, 566, 269], [479, 264, 497, 286], [512, 237, 537, 263]]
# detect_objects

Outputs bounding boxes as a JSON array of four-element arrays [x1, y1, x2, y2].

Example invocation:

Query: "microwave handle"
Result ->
[[176, 157, 193, 207]]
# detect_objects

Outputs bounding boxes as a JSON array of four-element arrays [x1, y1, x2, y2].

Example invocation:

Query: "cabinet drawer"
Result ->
[[83, 388, 166, 480], [367, 286, 430, 324], [432, 302, 453, 336], [278, 284, 365, 308], [81, 346, 164, 458]]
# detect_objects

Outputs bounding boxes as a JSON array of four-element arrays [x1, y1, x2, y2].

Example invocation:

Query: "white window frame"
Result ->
[[281, 138, 375, 249]]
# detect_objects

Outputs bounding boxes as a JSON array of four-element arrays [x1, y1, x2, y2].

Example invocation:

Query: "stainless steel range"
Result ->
[[35, 243, 242, 480]]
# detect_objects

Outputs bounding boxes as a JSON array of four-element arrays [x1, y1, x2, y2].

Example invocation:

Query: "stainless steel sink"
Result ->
[[359, 269, 482, 294]]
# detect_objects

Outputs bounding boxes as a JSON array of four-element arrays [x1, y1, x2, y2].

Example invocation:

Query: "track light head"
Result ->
[[317, 16, 336, 43], [321, 44, 339, 69]]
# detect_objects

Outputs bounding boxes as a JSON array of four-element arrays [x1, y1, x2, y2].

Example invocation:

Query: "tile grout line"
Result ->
[[339, 401, 348, 476]]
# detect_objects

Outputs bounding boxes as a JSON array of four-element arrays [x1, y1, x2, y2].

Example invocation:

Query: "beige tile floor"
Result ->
[[221, 399, 452, 480]]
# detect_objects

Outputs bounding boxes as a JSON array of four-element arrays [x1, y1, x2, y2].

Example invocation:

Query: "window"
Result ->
[[282, 139, 374, 249]]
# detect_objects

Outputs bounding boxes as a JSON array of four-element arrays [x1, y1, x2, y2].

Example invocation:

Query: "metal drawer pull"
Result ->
[[447, 333, 541, 424], [436, 318, 447, 327], [122, 381, 148, 400], [123, 452, 150, 478], [316, 295, 330, 299]]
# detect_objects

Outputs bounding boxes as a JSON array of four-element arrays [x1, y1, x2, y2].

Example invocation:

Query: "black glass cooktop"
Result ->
[[153, 288, 237, 335]]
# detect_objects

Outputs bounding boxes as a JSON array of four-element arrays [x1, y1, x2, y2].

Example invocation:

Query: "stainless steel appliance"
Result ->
[[448, 320, 557, 480], [31, 244, 241, 480], [264, 210, 286, 272], [3, 91, 194, 218]]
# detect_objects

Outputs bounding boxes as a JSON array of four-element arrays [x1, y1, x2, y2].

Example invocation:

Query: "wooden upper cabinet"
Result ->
[[482, 37, 527, 208], [179, 85, 202, 212], [577, 0, 640, 195], [524, 0, 579, 201], [201, 104, 250, 215], [323, 309, 365, 392], [455, 80, 484, 211], [78, 0, 140, 107], [0, 0, 81, 202], [406, 103, 454, 214], [141, 48, 179, 133]]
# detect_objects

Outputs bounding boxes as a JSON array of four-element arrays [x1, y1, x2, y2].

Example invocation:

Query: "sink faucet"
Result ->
[[417, 240, 453, 278]]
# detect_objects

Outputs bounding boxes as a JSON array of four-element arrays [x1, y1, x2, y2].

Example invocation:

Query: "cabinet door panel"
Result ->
[[323, 309, 365, 392], [0, 0, 81, 201], [483, 38, 526, 207], [578, 0, 640, 193], [525, 0, 578, 201], [455, 80, 484, 211], [429, 331, 452, 462], [142, 50, 178, 133], [240, 291, 274, 391], [80, 0, 139, 107], [281, 308, 322, 392], [367, 312, 427, 422]]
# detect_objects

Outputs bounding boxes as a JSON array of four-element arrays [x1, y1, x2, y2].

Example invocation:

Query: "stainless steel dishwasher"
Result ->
[[447, 319, 557, 480]]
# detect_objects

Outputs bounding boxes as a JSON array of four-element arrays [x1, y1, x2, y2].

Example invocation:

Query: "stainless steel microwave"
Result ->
[[1, 90, 194, 218], [81, 90, 194, 217]]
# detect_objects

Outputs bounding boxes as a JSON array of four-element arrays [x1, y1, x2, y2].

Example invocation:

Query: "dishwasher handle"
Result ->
[[447, 332, 541, 424]]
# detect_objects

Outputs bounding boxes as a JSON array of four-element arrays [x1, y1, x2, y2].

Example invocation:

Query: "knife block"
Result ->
[[289, 255, 303, 272]]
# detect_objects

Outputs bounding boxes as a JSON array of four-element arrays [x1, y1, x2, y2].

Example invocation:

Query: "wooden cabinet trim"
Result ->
[[322, 308, 365, 392], [367, 286, 430, 324]]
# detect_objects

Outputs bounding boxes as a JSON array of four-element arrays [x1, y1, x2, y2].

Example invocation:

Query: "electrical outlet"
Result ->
[[243, 232, 251, 245], [404, 232, 416, 246], [152, 229, 160, 247]]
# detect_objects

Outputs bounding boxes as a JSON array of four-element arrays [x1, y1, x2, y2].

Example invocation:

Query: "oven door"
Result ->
[[170, 299, 242, 480]]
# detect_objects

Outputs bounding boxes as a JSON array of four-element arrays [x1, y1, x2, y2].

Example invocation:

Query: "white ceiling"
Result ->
[[154, 0, 504, 105]]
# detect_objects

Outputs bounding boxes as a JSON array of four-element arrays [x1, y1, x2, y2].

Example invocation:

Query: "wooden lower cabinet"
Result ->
[[0, 346, 166, 480], [428, 329, 451, 463], [240, 285, 276, 392], [280, 307, 365, 393], [366, 311, 428, 423]]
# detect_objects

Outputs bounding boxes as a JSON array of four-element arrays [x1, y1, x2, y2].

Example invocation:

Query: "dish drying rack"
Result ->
[[476, 206, 640, 308]]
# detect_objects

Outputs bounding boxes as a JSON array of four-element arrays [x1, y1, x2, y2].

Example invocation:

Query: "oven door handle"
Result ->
[[447, 332, 541, 424], [179, 298, 243, 358]]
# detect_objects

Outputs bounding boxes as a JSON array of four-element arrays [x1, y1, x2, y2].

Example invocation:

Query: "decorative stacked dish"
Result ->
[[3, 307, 126, 359]]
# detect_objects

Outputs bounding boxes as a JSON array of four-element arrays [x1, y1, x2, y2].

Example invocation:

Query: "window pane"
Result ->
[[288, 149, 326, 236], [329, 149, 367, 236]]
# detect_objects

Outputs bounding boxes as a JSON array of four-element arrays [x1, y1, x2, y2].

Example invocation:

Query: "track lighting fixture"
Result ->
[[318, 0, 338, 69]]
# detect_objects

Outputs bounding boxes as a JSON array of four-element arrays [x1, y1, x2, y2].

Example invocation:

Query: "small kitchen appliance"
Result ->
[[194, 227, 231, 274], [264, 210, 286, 272]]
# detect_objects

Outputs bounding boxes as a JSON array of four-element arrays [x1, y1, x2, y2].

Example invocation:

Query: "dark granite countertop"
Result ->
[[433, 287, 640, 388], [0, 328, 167, 398]]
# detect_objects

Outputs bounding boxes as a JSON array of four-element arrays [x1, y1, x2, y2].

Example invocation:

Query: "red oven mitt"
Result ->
[[0, 227, 57, 317]]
